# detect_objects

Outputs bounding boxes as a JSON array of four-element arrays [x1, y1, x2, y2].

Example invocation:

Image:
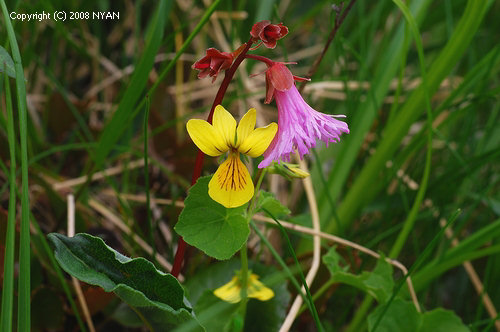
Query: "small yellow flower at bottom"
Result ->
[[186, 105, 277, 208], [214, 273, 274, 304]]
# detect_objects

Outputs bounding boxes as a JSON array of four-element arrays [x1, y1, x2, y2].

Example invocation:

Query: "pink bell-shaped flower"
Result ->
[[259, 62, 349, 168]]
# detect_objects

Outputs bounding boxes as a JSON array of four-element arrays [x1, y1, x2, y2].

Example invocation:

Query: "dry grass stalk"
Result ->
[[440, 219, 500, 332], [67, 194, 96, 332]]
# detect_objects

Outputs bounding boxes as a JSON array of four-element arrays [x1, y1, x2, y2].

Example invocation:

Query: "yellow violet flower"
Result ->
[[186, 105, 278, 208], [214, 273, 274, 303]]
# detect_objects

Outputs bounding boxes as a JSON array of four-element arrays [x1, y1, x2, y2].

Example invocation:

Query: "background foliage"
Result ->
[[0, 0, 499, 331]]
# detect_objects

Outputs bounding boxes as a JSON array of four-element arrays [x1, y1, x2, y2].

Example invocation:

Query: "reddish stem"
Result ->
[[171, 37, 255, 278], [245, 54, 275, 67], [298, 0, 357, 93]]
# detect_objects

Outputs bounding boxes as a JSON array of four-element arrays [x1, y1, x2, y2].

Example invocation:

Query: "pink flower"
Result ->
[[192, 48, 234, 82], [250, 21, 289, 49], [258, 63, 349, 168]]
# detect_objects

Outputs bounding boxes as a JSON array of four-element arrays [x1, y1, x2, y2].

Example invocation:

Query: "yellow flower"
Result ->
[[214, 273, 274, 303], [187, 105, 278, 208]]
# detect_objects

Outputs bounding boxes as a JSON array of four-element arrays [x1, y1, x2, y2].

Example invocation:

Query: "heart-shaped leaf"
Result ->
[[368, 298, 469, 332], [175, 176, 250, 260]]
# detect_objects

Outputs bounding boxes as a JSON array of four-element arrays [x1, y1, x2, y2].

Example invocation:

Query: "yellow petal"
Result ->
[[186, 119, 228, 156], [238, 122, 278, 157], [247, 274, 274, 301], [214, 277, 241, 303], [236, 108, 256, 148], [209, 153, 254, 208], [213, 105, 237, 148]]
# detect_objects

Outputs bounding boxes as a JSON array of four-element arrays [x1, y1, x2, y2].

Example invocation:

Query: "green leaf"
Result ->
[[48, 233, 203, 331], [111, 303, 144, 328], [323, 247, 394, 303], [420, 309, 470, 332], [194, 291, 240, 332], [0, 46, 15, 78], [256, 191, 291, 218], [368, 299, 470, 332], [175, 176, 250, 260], [368, 298, 420, 332]]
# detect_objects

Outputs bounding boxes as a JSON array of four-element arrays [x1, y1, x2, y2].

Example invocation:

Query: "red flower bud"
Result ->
[[192, 48, 234, 82], [264, 62, 309, 104], [250, 21, 289, 49]]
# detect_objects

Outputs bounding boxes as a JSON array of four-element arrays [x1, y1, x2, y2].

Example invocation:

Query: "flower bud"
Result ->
[[250, 20, 289, 49], [192, 48, 234, 82], [266, 161, 310, 180]]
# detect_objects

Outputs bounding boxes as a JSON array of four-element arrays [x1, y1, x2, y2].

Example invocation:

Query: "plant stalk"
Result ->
[[171, 37, 255, 278]]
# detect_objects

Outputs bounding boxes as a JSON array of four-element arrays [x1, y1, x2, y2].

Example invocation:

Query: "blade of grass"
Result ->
[[133, 0, 223, 123], [93, 0, 172, 169], [316, 0, 432, 226], [1, 178, 88, 331], [0, 1, 31, 330], [333, 0, 492, 231], [143, 96, 155, 259], [346, 2, 491, 330], [388, 0, 433, 259], [0, 68, 15, 332], [413, 245, 500, 293], [82, 0, 220, 199], [249, 221, 306, 305], [371, 210, 461, 332], [411, 218, 500, 291], [261, 208, 323, 332], [31, 215, 88, 332], [77, 0, 172, 197]]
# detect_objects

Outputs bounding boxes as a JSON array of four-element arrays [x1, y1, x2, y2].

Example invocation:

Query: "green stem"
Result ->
[[262, 209, 323, 331], [238, 168, 267, 329], [297, 278, 336, 316], [171, 35, 255, 277], [239, 244, 249, 327], [0, 2, 31, 331], [388, 0, 433, 259], [248, 168, 267, 214], [250, 221, 305, 299], [0, 68, 16, 332]]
